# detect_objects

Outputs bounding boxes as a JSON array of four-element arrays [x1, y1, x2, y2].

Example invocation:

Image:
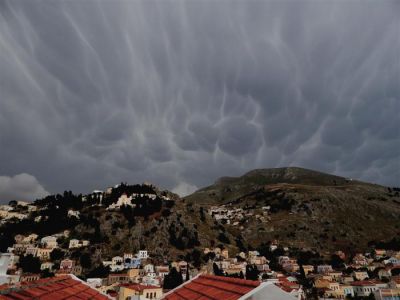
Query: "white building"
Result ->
[[69, 239, 89, 249], [41, 236, 58, 249], [67, 210, 80, 219], [138, 250, 148, 259], [351, 281, 380, 297], [0, 253, 12, 284], [40, 262, 54, 271]]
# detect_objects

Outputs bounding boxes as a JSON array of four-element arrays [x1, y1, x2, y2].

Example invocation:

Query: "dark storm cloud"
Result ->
[[0, 0, 399, 201]]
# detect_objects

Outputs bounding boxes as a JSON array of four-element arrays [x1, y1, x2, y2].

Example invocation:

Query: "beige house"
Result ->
[[352, 271, 369, 281], [41, 236, 58, 249], [36, 248, 52, 261], [302, 265, 314, 275], [69, 239, 89, 249], [40, 262, 54, 271], [118, 284, 163, 300]]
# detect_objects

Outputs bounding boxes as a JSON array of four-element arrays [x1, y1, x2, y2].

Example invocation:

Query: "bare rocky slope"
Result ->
[[185, 167, 400, 254]]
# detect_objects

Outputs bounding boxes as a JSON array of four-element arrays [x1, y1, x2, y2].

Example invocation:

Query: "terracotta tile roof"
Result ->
[[351, 280, 376, 286], [0, 275, 111, 300], [162, 274, 260, 300]]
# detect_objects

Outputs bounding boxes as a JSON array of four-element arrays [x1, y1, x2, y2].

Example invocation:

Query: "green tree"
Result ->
[[163, 267, 183, 290], [213, 263, 224, 276], [50, 248, 64, 261], [87, 265, 110, 278], [18, 255, 41, 273], [245, 264, 259, 281], [80, 253, 92, 269]]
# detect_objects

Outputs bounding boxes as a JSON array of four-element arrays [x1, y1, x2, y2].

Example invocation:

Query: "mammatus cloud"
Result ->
[[0, 0, 399, 200], [0, 174, 49, 203]]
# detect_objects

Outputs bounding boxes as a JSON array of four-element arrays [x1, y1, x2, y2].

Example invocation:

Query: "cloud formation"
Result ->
[[0, 174, 49, 203], [0, 0, 399, 200]]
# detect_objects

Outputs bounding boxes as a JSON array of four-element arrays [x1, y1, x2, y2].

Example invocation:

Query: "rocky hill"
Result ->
[[0, 182, 237, 273], [185, 167, 400, 253]]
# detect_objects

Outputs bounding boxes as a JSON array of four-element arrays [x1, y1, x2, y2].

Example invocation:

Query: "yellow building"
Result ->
[[118, 284, 163, 300], [36, 248, 52, 261], [127, 268, 140, 279], [302, 265, 314, 275]]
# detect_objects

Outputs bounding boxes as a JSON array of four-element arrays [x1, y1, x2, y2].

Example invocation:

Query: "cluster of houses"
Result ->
[[201, 244, 400, 300], [0, 202, 36, 223], [106, 192, 171, 210], [5, 229, 400, 300], [208, 205, 270, 226], [203, 246, 303, 298], [308, 249, 400, 299], [2, 231, 90, 283]]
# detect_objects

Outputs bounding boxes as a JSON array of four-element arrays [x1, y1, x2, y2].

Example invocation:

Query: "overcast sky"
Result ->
[[0, 0, 399, 202]]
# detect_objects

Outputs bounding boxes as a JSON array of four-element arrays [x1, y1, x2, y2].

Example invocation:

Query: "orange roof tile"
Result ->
[[163, 274, 260, 300], [351, 280, 376, 286], [0, 275, 110, 300]]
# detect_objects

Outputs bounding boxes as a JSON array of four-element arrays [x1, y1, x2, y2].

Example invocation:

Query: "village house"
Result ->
[[302, 265, 314, 275], [375, 249, 387, 259], [378, 267, 392, 279], [138, 250, 149, 259], [108, 273, 130, 285], [2, 253, 19, 271], [322, 281, 340, 298], [25, 246, 38, 257], [124, 256, 141, 269], [341, 275, 355, 284], [353, 253, 369, 266], [67, 209, 80, 218], [352, 270, 369, 281], [385, 256, 400, 266], [314, 278, 335, 289], [0, 210, 27, 221], [68, 238, 90, 249], [36, 248, 52, 261], [19, 273, 41, 282], [23, 234, 38, 243], [155, 265, 169, 279], [107, 193, 135, 210], [389, 276, 400, 289], [40, 262, 54, 271], [317, 264, 334, 274], [86, 277, 104, 288], [59, 258, 75, 272], [40, 236, 58, 249], [0, 253, 12, 284], [374, 288, 400, 300], [338, 284, 355, 298], [351, 280, 381, 297], [112, 256, 124, 265], [126, 268, 140, 280], [249, 255, 267, 265], [144, 263, 155, 275], [326, 271, 343, 282], [142, 275, 161, 286], [118, 284, 163, 300], [0, 205, 14, 211]]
